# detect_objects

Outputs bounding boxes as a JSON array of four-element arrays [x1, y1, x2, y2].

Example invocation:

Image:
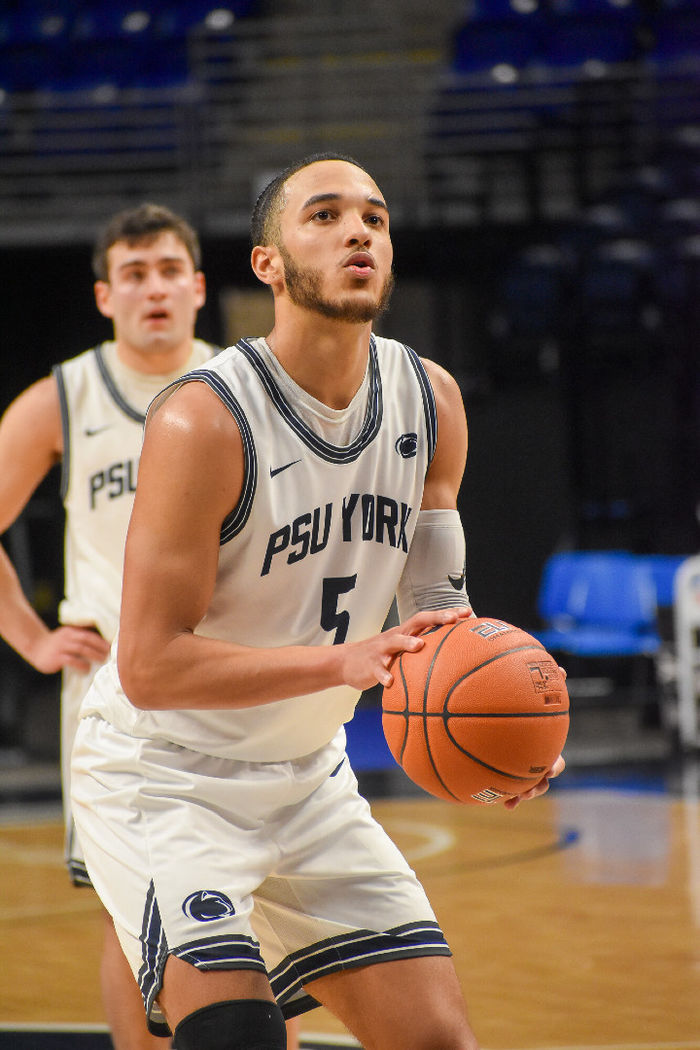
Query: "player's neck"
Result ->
[[113, 338, 194, 376], [266, 318, 371, 410]]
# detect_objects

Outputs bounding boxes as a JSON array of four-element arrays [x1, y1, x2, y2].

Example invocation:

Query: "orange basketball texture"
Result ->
[[381, 617, 569, 804]]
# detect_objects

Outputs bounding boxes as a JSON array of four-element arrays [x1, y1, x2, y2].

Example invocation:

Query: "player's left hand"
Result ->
[[503, 753, 566, 810]]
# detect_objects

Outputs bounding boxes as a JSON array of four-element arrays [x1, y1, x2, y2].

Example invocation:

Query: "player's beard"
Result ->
[[279, 245, 395, 323]]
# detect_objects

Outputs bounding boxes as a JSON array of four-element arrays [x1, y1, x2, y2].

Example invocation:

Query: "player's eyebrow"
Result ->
[[117, 254, 186, 272], [301, 192, 388, 212]]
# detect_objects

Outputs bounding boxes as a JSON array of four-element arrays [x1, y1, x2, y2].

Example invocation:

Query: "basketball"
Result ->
[[381, 616, 569, 805]]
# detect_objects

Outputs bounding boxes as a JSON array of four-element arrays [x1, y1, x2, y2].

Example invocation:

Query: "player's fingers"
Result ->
[[62, 653, 94, 673], [504, 760, 562, 809], [503, 784, 541, 810], [399, 606, 472, 635], [549, 754, 566, 778], [62, 627, 110, 660]]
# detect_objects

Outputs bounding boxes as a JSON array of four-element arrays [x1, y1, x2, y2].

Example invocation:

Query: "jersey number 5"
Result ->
[[321, 575, 357, 645]]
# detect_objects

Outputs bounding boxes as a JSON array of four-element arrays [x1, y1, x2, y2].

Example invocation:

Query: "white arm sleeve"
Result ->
[[396, 508, 474, 621]]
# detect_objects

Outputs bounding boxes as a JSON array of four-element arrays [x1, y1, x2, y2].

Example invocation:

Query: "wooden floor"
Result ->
[[1, 754, 699, 1050]]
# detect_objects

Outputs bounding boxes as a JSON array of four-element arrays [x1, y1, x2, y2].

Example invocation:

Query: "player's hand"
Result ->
[[28, 625, 111, 674], [338, 607, 473, 691], [395, 606, 475, 638], [503, 753, 566, 810]]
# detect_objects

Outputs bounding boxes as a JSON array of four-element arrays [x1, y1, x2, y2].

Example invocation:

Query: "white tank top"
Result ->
[[55, 339, 216, 641], [83, 334, 437, 761]]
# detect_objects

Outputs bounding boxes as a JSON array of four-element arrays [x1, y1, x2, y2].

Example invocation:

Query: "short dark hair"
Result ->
[[92, 203, 202, 281], [250, 152, 368, 248]]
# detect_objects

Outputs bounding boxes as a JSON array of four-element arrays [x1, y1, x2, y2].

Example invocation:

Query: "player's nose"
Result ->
[[144, 269, 168, 295], [343, 210, 372, 246]]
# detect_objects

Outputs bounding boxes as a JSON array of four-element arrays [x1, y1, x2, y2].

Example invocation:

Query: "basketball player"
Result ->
[[0, 204, 215, 1050], [71, 155, 564, 1050]]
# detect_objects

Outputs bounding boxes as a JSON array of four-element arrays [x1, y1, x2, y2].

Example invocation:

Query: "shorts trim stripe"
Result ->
[[68, 858, 92, 886], [138, 882, 169, 1020], [173, 933, 267, 971], [269, 921, 451, 1005]]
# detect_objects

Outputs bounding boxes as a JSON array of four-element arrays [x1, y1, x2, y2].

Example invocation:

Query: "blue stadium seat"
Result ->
[[534, 550, 661, 657], [548, 0, 639, 15], [462, 0, 543, 21], [640, 554, 689, 609], [657, 0, 700, 12], [452, 19, 540, 77], [540, 13, 642, 71], [648, 9, 700, 65], [0, 2, 260, 93]]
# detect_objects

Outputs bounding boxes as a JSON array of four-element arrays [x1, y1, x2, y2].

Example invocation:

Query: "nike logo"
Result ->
[[448, 572, 466, 591], [84, 424, 113, 437], [269, 459, 301, 478]]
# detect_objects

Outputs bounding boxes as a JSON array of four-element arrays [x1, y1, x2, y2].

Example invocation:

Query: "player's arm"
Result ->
[[117, 382, 467, 710], [421, 358, 468, 512], [0, 377, 109, 673], [395, 359, 475, 621]]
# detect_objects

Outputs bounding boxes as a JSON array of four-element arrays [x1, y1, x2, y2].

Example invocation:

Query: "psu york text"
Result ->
[[262, 494, 412, 576]]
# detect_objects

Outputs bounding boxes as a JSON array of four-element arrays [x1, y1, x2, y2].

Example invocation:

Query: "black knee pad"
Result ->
[[173, 999, 287, 1050]]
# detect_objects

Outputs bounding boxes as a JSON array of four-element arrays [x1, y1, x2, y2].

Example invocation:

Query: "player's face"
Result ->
[[276, 160, 394, 323], [95, 232, 205, 360]]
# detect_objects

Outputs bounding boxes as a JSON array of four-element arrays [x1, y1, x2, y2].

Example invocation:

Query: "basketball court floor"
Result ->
[[1, 700, 699, 1050]]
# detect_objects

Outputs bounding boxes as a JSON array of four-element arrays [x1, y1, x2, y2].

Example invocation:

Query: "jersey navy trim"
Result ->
[[94, 344, 147, 424], [269, 920, 450, 1008], [403, 345, 438, 467], [53, 363, 71, 501], [237, 337, 383, 464], [175, 371, 258, 545]]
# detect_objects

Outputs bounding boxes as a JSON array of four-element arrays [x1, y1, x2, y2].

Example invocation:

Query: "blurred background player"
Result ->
[[0, 202, 216, 1050]]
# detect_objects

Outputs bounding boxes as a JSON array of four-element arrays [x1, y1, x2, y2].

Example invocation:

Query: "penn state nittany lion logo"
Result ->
[[182, 890, 236, 922], [395, 433, 417, 459]]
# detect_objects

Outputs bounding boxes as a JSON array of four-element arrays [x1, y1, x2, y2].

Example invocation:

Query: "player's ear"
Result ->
[[194, 269, 206, 309], [94, 281, 114, 319], [251, 244, 283, 288]]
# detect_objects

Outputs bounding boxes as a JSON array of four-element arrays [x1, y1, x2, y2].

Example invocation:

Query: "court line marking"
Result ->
[[382, 818, 456, 861]]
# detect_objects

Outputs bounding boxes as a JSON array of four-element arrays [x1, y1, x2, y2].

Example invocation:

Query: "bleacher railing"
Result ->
[[0, 12, 698, 245]]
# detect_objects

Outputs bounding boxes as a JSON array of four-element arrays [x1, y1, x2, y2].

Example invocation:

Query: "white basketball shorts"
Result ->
[[71, 715, 451, 1035], [62, 662, 103, 885]]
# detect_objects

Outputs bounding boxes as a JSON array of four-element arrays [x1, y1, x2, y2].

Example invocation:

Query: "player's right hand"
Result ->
[[339, 607, 472, 691], [28, 625, 111, 674]]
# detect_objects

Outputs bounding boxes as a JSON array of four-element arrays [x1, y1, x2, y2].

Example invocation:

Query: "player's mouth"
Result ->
[[144, 309, 170, 322], [343, 252, 375, 278]]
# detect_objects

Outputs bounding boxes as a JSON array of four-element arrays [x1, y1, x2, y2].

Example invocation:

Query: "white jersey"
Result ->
[[55, 339, 216, 642], [82, 334, 438, 762], [55, 338, 217, 883]]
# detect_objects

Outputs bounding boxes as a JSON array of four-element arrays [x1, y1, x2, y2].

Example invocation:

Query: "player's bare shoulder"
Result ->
[[147, 378, 238, 447], [420, 358, 466, 418], [142, 377, 245, 510]]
